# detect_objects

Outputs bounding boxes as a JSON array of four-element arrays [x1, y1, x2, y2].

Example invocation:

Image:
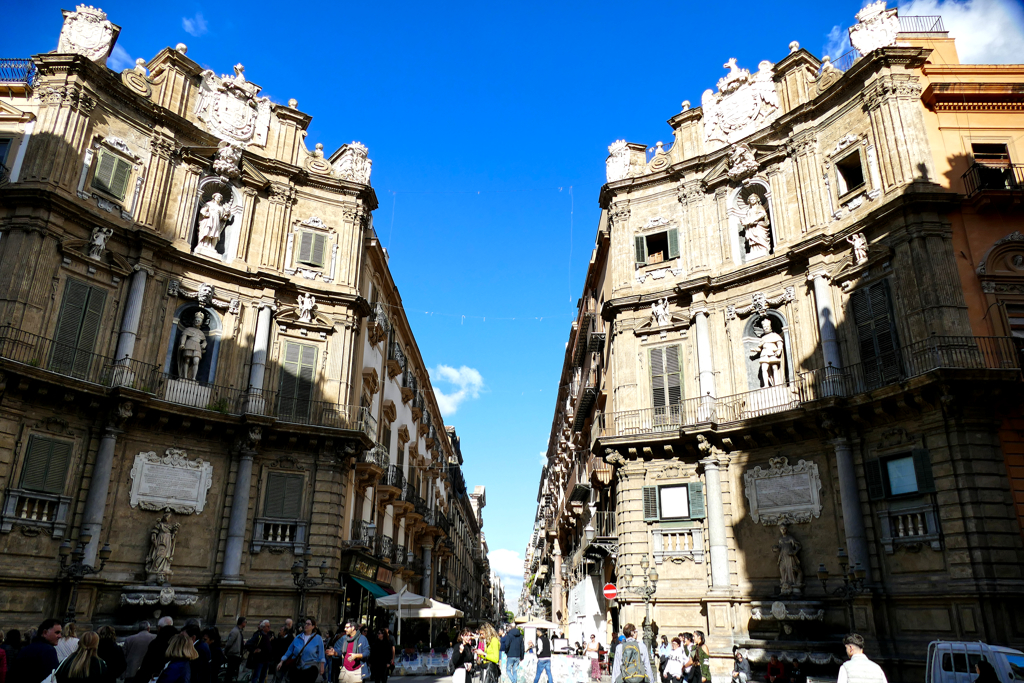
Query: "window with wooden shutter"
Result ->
[[865, 460, 885, 500], [911, 448, 935, 493], [278, 342, 317, 421], [50, 278, 107, 379], [634, 236, 647, 265], [263, 472, 303, 519], [90, 151, 133, 200], [296, 231, 327, 268], [667, 229, 679, 260], [650, 345, 683, 425], [658, 485, 690, 520], [642, 486, 660, 521], [687, 481, 706, 519], [19, 435, 73, 494], [850, 281, 901, 389]]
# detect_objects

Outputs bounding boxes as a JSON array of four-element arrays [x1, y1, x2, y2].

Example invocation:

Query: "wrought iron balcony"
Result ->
[[436, 511, 450, 536], [361, 444, 390, 469], [347, 519, 375, 549], [0, 58, 35, 85], [962, 163, 1024, 199], [592, 511, 616, 538], [367, 302, 391, 345], [392, 544, 408, 568], [413, 494, 429, 517], [411, 390, 425, 420], [387, 340, 407, 379], [411, 556, 424, 576], [375, 534, 395, 562], [379, 464, 405, 491]]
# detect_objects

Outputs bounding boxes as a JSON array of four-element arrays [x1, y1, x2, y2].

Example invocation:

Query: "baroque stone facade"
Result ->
[[0, 8, 485, 630], [523, 6, 1024, 681]]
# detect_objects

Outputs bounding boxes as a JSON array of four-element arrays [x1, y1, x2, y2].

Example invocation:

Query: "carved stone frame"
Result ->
[[743, 456, 823, 525]]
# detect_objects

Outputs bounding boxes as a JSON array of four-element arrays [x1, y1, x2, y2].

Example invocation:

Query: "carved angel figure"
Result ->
[[297, 292, 316, 323], [196, 193, 232, 253], [772, 524, 804, 595], [88, 226, 113, 260], [146, 512, 180, 585], [848, 232, 868, 265], [750, 317, 784, 387], [177, 311, 208, 381], [740, 194, 771, 258], [650, 297, 671, 327]]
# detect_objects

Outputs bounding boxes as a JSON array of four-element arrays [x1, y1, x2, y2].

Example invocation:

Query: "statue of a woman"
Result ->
[[772, 524, 803, 595], [740, 194, 771, 258], [146, 512, 180, 585]]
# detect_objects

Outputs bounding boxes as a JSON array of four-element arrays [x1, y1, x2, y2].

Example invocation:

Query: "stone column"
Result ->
[[246, 303, 275, 414], [114, 267, 149, 364], [809, 272, 842, 370], [832, 437, 871, 582], [699, 442, 729, 591], [222, 449, 255, 583], [420, 543, 433, 596], [551, 540, 563, 622], [81, 425, 121, 566], [692, 307, 717, 402]]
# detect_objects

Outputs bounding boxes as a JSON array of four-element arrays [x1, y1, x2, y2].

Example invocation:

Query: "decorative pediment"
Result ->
[[701, 59, 780, 150], [59, 232, 133, 277], [194, 64, 271, 147], [725, 287, 795, 321], [167, 280, 239, 314], [275, 299, 333, 340], [362, 367, 380, 396]]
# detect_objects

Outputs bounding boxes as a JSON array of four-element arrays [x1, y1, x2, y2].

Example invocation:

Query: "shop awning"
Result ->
[[352, 576, 390, 599]]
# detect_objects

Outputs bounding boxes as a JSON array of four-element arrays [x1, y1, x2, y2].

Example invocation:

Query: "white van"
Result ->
[[925, 641, 1024, 682]]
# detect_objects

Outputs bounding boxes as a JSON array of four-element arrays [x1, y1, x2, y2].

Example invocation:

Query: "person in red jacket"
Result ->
[[765, 655, 785, 683]]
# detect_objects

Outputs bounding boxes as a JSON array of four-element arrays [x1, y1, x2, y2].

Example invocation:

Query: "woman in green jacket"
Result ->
[[479, 623, 501, 683]]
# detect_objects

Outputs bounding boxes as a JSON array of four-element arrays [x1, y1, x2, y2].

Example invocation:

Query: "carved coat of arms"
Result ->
[[848, 1, 900, 56], [195, 64, 271, 147], [331, 142, 372, 184], [58, 5, 118, 63], [701, 59, 780, 148]]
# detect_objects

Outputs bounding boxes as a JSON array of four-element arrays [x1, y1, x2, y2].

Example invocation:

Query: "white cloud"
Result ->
[[489, 548, 525, 610], [181, 12, 208, 37], [539, 451, 547, 467], [899, 0, 1024, 64], [108, 43, 134, 72], [430, 365, 484, 416], [823, 23, 852, 60]]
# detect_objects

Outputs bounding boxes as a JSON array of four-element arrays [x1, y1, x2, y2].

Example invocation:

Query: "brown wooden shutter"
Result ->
[[912, 449, 935, 493], [864, 460, 885, 500], [20, 436, 72, 494], [851, 281, 901, 389], [265, 472, 303, 519]]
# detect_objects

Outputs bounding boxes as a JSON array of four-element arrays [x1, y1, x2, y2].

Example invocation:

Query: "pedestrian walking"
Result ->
[[837, 634, 887, 683], [244, 622, 274, 683], [224, 619, 246, 683], [268, 629, 290, 682], [450, 630, 474, 683], [96, 627, 126, 683], [276, 619, 325, 683], [692, 632, 709, 683], [479, 624, 500, 683], [500, 625, 524, 683], [328, 622, 364, 683], [201, 630, 225, 683], [55, 624, 79, 664], [55, 632, 105, 683], [160, 633, 199, 683], [369, 630, 391, 683], [138, 618, 178, 683], [586, 635, 601, 681], [11, 618, 61, 683], [610, 624, 653, 683], [1, 630, 22, 673], [123, 623, 156, 683], [324, 628, 344, 683], [531, 630, 552, 683], [184, 625, 211, 683]]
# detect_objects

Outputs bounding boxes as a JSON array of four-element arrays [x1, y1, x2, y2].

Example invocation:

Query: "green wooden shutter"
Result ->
[[20, 436, 72, 494], [642, 485, 660, 521], [851, 282, 901, 389], [688, 481, 706, 519], [912, 448, 935, 493], [666, 345, 682, 406], [864, 460, 885, 500], [109, 158, 133, 200], [296, 344, 316, 418], [278, 342, 302, 419], [311, 233, 327, 267], [72, 286, 106, 378], [43, 440, 72, 494], [51, 279, 90, 374], [667, 229, 679, 260], [91, 152, 116, 194], [264, 472, 303, 518], [297, 231, 314, 264], [650, 347, 666, 408], [634, 236, 647, 265]]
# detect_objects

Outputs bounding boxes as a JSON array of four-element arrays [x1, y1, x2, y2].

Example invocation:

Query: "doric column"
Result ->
[[691, 306, 717, 401], [223, 431, 259, 582], [420, 543, 433, 596], [551, 540, 563, 622], [831, 436, 871, 582], [114, 266, 149, 363], [81, 401, 132, 565], [698, 437, 729, 591], [809, 272, 842, 370]]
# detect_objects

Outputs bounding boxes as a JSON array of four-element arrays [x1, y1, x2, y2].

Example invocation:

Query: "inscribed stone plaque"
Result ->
[[129, 449, 213, 514], [743, 457, 822, 525]]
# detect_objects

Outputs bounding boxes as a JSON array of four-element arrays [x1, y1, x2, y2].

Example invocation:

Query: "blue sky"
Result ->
[[9, 0, 1024, 609]]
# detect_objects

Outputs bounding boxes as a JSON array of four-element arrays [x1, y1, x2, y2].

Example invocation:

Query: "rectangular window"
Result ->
[[0, 138, 12, 166], [382, 423, 392, 454], [971, 143, 1010, 164], [278, 342, 317, 421], [865, 449, 935, 500], [650, 345, 683, 426], [1007, 304, 1024, 338], [634, 229, 679, 266], [642, 482, 705, 521], [263, 472, 303, 519], [835, 150, 866, 196], [296, 231, 327, 268], [90, 150, 133, 201], [50, 278, 107, 379], [850, 281, 901, 389], [20, 435, 73, 494], [659, 485, 690, 520]]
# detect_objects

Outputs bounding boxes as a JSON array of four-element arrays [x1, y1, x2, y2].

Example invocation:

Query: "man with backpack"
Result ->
[[532, 629, 552, 683], [611, 624, 653, 683]]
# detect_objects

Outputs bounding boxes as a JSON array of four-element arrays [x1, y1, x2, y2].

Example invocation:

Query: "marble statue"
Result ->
[[772, 524, 804, 596], [146, 512, 180, 585], [57, 5, 117, 63], [177, 311, 208, 381], [606, 140, 630, 183], [213, 141, 243, 179], [88, 226, 113, 260], [297, 292, 316, 323], [740, 194, 771, 258], [196, 193, 231, 254], [848, 232, 868, 265], [650, 297, 671, 327], [750, 317, 784, 387], [849, 1, 900, 56]]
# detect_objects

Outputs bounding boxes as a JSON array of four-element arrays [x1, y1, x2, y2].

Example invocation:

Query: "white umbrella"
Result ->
[[522, 620, 560, 629], [376, 587, 431, 646], [397, 599, 464, 648]]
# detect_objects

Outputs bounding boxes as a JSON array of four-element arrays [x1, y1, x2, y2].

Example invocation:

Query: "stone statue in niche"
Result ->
[[177, 311, 208, 381], [750, 317, 784, 387], [297, 292, 316, 323], [772, 524, 804, 596], [195, 193, 232, 257], [88, 226, 113, 260], [848, 232, 868, 265], [650, 297, 670, 327], [146, 511, 180, 585], [740, 194, 771, 259]]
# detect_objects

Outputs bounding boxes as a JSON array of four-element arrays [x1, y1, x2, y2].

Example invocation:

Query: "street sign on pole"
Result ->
[[603, 583, 617, 600]]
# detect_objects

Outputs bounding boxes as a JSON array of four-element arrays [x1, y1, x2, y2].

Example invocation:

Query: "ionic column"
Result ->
[[222, 449, 255, 582], [691, 307, 717, 400], [81, 424, 121, 566], [809, 272, 841, 370], [420, 543, 433, 596], [699, 439, 729, 591], [551, 541, 563, 621], [114, 267, 149, 364], [831, 437, 871, 582]]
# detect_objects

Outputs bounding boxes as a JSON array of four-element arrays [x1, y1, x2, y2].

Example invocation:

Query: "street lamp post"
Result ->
[[58, 533, 111, 624], [619, 555, 658, 655], [291, 549, 327, 623], [816, 548, 867, 631]]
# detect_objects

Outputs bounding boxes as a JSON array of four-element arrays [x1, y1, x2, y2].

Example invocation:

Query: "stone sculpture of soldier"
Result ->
[[177, 311, 208, 381], [750, 317, 784, 387]]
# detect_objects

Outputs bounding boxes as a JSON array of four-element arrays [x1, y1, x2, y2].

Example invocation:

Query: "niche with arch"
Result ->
[[191, 177, 244, 263], [162, 304, 223, 407], [741, 311, 795, 391], [728, 180, 776, 265]]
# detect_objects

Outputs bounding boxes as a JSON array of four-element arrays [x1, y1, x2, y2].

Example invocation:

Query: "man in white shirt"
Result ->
[[838, 634, 888, 683]]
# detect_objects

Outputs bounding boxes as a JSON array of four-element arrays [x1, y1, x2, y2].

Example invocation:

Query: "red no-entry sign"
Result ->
[[603, 584, 617, 600]]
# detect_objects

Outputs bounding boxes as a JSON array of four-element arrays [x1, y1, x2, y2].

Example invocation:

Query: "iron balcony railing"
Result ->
[[392, 544, 408, 568], [592, 511, 616, 538], [962, 163, 1024, 198], [152, 373, 252, 414], [413, 494, 429, 517], [436, 511, 450, 536], [399, 482, 415, 504], [361, 444, 389, 469], [423, 509, 436, 526], [276, 399, 376, 437], [374, 534, 394, 562], [348, 519, 375, 548], [595, 336, 1019, 438], [0, 58, 35, 85], [379, 464, 404, 490], [898, 15, 946, 33]]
